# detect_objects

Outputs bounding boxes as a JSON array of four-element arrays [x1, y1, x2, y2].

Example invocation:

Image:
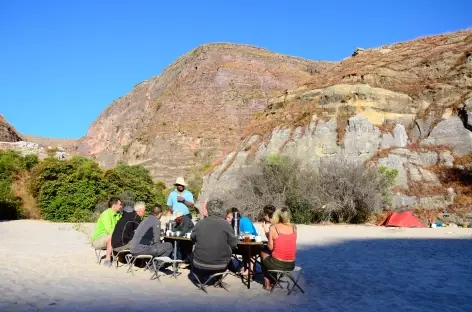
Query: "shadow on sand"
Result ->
[[31, 238, 472, 312]]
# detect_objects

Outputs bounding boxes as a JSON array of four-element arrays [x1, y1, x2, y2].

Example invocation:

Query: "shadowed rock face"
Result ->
[[0, 115, 22, 142], [79, 43, 333, 184]]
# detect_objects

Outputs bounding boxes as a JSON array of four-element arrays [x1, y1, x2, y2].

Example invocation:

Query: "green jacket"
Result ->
[[91, 208, 122, 241]]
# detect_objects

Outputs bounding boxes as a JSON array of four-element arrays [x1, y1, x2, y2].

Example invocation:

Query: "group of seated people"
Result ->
[[90, 178, 297, 291], [193, 202, 296, 290], [91, 197, 173, 265]]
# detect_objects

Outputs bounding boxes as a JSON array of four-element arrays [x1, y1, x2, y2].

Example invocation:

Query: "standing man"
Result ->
[[167, 177, 195, 261], [167, 177, 195, 231], [91, 197, 122, 267]]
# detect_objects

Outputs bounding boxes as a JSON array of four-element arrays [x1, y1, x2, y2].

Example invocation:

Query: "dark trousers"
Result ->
[[177, 240, 194, 262], [133, 242, 173, 258], [175, 214, 194, 261]]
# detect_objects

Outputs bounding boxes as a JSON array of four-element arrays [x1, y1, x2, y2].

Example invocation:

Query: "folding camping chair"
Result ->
[[125, 254, 154, 275], [94, 247, 107, 264], [150, 256, 183, 281], [112, 249, 130, 269], [190, 267, 230, 294], [267, 266, 305, 295]]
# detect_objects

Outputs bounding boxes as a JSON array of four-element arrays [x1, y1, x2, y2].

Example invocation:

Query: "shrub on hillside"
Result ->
[[0, 151, 38, 220], [212, 155, 397, 224], [29, 157, 108, 222], [103, 162, 165, 207]]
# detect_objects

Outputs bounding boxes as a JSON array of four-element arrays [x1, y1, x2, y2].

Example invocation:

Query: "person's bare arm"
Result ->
[[267, 225, 276, 251], [183, 200, 194, 209], [178, 195, 195, 209]]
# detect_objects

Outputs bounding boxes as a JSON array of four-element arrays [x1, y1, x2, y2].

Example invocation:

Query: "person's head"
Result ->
[[108, 197, 122, 212], [151, 204, 163, 219], [174, 177, 187, 192], [225, 207, 239, 223], [272, 207, 291, 225], [134, 201, 146, 217], [262, 205, 276, 223], [204, 199, 224, 217]]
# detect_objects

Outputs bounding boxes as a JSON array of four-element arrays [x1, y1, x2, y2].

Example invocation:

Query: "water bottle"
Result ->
[[232, 211, 240, 237]]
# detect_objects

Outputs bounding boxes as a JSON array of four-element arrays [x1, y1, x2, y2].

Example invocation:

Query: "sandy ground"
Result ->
[[0, 220, 471, 312]]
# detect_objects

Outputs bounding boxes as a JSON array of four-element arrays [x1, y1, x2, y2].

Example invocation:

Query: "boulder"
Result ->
[[380, 124, 408, 149], [421, 117, 472, 155], [409, 151, 438, 166], [439, 150, 454, 167], [378, 154, 408, 189], [392, 194, 418, 208]]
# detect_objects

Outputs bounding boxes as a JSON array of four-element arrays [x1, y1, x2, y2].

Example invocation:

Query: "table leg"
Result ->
[[173, 240, 178, 277], [247, 246, 252, 289]]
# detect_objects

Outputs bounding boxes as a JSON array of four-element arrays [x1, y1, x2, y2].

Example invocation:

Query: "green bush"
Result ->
[[31, 157, 108, 222], [0, 151, 166, 222], [30, 158, 166, 222]]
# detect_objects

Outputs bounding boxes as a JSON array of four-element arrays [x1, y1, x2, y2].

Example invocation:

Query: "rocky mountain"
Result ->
[[200, 30, 472, 221], [0, 114, 23, 142], [79, 43, 333, 184]]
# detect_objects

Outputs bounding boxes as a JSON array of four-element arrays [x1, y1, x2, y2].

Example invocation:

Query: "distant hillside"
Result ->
[[0, 115, 23, 142], [23, 135, 78, 154]]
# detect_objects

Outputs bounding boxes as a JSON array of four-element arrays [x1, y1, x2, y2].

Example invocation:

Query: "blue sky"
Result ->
[[1, 0, 471, 138]]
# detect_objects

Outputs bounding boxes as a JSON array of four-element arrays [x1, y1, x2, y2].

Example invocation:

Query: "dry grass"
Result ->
[[12, 172, 41, 219], [407, 142, 450, 152], [428, 153, 472, 214], [405, 180, 447, 197]]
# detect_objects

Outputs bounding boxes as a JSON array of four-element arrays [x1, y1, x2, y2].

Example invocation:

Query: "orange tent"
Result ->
[[378, 211, 425, 228]]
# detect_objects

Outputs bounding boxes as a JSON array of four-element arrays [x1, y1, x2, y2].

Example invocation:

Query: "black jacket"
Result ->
[[111, 211, 141, 248], [190, 216, 238, 269]]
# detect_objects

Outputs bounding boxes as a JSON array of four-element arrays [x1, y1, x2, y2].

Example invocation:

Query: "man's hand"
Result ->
[[177, 196, 184, 202]]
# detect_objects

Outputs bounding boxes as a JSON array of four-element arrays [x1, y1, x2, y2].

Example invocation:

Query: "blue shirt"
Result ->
[[240, 216, 258, 236], [166, 189, 194, 215]]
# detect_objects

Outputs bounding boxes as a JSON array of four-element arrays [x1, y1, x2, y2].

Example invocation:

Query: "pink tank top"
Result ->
[[272, 225, 296, 261]]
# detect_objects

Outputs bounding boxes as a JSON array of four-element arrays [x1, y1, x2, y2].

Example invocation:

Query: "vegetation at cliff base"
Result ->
[[210, 154, 399, 224], [0, 151, 166, 222]]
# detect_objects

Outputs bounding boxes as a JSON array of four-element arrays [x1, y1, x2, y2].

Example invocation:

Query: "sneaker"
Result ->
[[102, 260, 112, 267]]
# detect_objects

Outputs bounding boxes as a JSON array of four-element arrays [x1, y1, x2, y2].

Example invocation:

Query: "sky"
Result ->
[[1, 0, 471, 138]]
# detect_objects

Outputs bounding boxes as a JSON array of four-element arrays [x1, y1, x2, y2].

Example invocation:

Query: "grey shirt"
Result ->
[[130, 215, 162, 254], [191, 216, 239, 269]]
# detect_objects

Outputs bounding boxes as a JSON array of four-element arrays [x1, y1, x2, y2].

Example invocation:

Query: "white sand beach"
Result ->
[[0, 220, 471, 312]]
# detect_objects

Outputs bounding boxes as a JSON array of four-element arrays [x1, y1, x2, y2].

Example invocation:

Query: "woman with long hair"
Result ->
[[261, 207, 297, 290]]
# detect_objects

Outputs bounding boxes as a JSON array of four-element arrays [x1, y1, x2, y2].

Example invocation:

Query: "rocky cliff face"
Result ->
[[0, 115, 23, 142], [200, 30, 472, 218], [79, 43, 333, 184]]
